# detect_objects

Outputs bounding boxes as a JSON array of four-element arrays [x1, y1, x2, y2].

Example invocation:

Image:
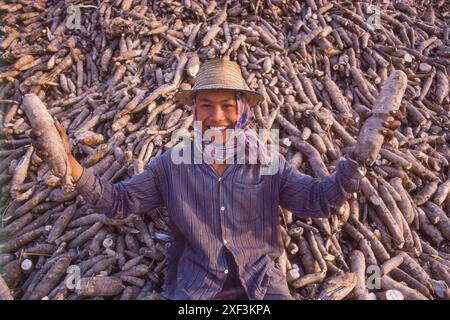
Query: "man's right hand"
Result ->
[[30, 120, 84, 182], [30, 120, 70, 156]]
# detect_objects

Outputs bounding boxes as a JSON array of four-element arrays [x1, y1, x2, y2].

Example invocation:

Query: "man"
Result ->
[[32, 59, 402, 300]]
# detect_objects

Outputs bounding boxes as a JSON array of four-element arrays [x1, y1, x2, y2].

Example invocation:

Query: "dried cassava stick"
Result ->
[[319, 273, 357, 300], [29, 254, 72, 300], [76, 276, 124, 297], [350, 250, 370, 300]]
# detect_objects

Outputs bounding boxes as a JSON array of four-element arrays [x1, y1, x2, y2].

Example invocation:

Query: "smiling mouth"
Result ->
[[206, 126, 231, 133]]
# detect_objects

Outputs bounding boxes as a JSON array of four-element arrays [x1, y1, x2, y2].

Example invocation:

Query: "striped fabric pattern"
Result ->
[[76, 145, 364, 300]]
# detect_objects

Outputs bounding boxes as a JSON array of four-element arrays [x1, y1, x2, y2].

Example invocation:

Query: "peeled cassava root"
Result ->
[[353, 70, 408, 166], [76, 276, 125, 297], [0, 0, 449, 300], [20, 94, 74, 191]]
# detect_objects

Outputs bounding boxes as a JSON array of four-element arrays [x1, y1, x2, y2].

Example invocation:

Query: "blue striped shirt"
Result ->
[[76, 142, 364, 300]]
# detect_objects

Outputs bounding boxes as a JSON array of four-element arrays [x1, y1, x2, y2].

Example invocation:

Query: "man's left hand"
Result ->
[[359, 109, 403, 140], [349, 109, 404, 164]]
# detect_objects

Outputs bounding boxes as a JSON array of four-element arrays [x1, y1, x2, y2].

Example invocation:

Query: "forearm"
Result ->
[[75, 167, 140, 218], [75, 162, 162, 217], [280, 157, 365, 218], [75, 167, 117, 214]]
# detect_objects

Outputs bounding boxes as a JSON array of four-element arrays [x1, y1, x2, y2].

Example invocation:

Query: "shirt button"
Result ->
[[220, 206, 225, 212], [224, 269, 229, 274], [223, 239, 227, 245], [218, 177, 222, 182]]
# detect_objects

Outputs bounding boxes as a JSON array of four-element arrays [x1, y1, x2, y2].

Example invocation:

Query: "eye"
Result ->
[[223, 104, 235, 108]]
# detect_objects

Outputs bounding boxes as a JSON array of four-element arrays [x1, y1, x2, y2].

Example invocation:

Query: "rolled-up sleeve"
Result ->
[[76, 159, 163, 218], [279, 155, 364, 218]]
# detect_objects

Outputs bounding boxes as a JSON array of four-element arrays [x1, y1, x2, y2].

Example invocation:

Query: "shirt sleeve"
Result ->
[[278, 155, 364, 218], [75, 158, 163, 218]]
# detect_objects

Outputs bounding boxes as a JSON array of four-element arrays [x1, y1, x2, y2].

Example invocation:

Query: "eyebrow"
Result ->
[[197, 98, 236, 104]]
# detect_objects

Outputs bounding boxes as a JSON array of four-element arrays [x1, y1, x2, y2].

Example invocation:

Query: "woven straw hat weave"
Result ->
[[174, 59, 263, 107]]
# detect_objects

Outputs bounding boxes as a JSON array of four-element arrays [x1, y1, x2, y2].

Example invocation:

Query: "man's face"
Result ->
[[195, 89, 238, 144]]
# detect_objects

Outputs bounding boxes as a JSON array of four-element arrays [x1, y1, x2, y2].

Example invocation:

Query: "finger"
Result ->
[[31, 141, 40, 149], [30, 129, 42, 139], [39, 142, 50, 151], [381, 129, 395, 139], [361, 110, 372, 121], [384, 116, 395, 122], [390, 109, 402, 118], [390, 110, 403, 121], [37, 151, 49, 158], [54, 120, 62, 132], [391, 110, 403, 121], [55, 122, 64, 134], [383, 120, 402, 130], [54, 121, 68, 138], [400, 105, 406, 117]]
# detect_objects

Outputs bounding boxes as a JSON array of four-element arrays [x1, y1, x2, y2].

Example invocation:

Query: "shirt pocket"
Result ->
[[232, 180, 265, 223]]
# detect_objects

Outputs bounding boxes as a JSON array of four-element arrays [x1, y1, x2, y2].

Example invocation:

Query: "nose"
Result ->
[[209, 104, 226, 123]]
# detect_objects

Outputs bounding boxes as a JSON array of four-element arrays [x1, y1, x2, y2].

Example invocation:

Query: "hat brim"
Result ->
[[174, 88, 263, 108]]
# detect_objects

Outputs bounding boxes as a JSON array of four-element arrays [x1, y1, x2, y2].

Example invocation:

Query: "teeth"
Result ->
[[209, 126, 227, 130]]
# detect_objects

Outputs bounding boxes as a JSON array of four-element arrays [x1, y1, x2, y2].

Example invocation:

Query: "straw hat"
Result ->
[[174, 59, 263, 107]]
